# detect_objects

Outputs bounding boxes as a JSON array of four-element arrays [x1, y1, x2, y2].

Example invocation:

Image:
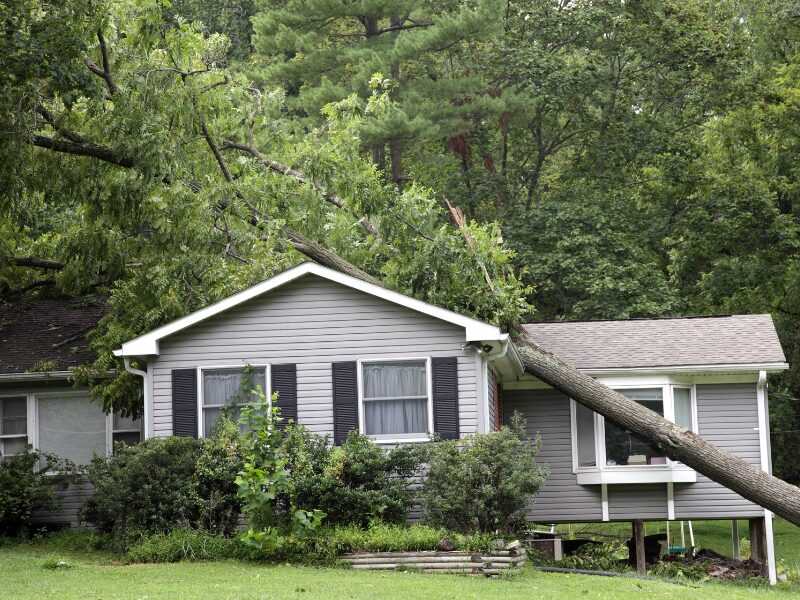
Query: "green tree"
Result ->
[[252, 0, 504, 188]]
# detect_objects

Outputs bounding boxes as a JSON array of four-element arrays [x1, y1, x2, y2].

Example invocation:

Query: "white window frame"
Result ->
[[357, 356, 434, 444], [570, 382, 698, 485], [197, 364, 271, 438], [0, 393, 33, 459], [106, 410, 144, 454]]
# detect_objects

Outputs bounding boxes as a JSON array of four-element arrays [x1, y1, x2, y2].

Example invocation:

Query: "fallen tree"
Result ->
[[516, 329, 800, 527]]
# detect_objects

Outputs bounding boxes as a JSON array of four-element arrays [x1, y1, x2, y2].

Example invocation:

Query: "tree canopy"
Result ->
[[4, 0, 800, 487]]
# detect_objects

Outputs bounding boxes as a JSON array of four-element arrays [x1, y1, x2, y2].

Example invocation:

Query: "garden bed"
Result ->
[[339, 548, 526, 576]]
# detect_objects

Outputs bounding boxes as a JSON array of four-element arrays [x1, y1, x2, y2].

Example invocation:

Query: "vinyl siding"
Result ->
[[31, 480, 94, 526], [607, 485, 667, 520], [673, 383, 763, 519], [505, 383, 765, 523], [503, 389, 603, 522], [150, 275, 479, 439]]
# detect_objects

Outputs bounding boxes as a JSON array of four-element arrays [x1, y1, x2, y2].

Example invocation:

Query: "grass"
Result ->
[[3, 528, 800, 600]]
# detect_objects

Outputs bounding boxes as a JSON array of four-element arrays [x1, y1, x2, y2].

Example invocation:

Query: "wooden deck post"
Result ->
[[749, 517, 767, 573], [632, 520, 646, 574], [731, 520, 740, 560]]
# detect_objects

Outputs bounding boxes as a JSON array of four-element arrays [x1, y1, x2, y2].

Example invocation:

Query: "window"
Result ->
[[38, 395, 107, 466], [201, 367, 267, 437], [571, 384, 698, 482], [360, 359, 431, 439], [0, 396, 28, 459], [111, 411, 142, 450], [604, 389, 666, 466]]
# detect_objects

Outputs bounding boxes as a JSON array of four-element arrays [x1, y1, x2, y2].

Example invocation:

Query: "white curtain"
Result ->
[[203, 369, 266, 405], [363, 362, 427, 436], [38, 396, 106, 465], [575, 402, 596, 467], [202, 368, 265, 437], [673, 388, 693, 429]]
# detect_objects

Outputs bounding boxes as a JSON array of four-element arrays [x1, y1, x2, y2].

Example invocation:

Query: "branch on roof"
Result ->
[[10, 257, 65, 270]]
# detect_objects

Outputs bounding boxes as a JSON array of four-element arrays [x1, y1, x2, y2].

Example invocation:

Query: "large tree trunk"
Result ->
[[515, 329, 800, 527]]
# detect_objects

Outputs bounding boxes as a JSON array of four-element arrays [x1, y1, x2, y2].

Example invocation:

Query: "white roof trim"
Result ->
[[115, 262, 503, 357], [579, 362, 790, 375]]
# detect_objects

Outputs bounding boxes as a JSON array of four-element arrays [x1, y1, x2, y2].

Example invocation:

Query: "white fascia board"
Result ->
[[0, 371, 74, 382], [115, 262, 503, 357], [580, 363, 789, 376]]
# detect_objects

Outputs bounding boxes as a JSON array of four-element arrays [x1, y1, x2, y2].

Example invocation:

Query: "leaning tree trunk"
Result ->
[[515, 329, 800, 527]]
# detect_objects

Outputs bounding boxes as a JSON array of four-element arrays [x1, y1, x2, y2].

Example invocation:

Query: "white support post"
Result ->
[[757, 370, 777, 584], [601, 484, 609, 522], [732, 520, 740, 560]]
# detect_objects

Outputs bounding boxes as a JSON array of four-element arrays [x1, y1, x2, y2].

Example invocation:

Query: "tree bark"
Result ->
[[515, 329, 800, 527]]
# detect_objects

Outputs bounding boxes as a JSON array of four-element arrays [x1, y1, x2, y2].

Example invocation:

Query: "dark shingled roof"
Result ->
[[522, 314, 787, 370], [0, 297, 107, 374]]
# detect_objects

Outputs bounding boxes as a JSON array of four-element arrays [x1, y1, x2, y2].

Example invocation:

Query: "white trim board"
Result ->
[[115, 263, 504, 357]]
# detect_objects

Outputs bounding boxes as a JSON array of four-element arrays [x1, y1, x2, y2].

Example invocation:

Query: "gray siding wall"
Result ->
[[503, 389, 603, 522], [31, 480, 94, 526], [673, 383, 763, 519], [150, 275, 479, 439], [504, 383, 765, 523]]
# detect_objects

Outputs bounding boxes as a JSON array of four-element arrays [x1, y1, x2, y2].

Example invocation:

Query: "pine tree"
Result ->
[[252, 0, 504, 189]]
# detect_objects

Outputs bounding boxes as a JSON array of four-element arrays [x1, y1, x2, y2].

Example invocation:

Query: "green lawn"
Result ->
[[3, 531, 800, 600]]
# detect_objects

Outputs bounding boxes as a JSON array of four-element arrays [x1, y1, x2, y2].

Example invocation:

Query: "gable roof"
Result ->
[[521, 314, 787, 372], [0, 296, 106, 375], [116, 262, 504, 357]]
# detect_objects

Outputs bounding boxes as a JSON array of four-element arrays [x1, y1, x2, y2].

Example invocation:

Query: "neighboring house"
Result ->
[[5, 264, 787, 582], [0, 297, 142, 525]]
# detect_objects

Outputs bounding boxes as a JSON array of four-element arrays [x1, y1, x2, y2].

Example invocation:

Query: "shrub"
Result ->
[[419, 413, 548, 533], [82, 436, 202, 542], [0, 448, 77, 537], [281, 428, 422, 526], [195, 418, 244, 535], [125, 528, 249, 563]]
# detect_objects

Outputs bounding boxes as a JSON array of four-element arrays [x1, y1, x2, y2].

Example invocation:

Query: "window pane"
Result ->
[[674, 388, 693, 429], [363, 361, 427, 399], [113, 431, 141, 449], [1, 397, 27, 435], [113, 411, 140, 431], [2, 436, 27, 456], [605, 389, 666, 466], [203, 368, 266, 406], [38, 396, 106, 465], [575, 402, 596, 467], [364, 398, 428, 435]]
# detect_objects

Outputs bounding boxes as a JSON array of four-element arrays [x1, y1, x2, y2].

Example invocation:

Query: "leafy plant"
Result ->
[[0, 448, 77, 537], [235, 391, 325, 554], [281, 427, 422, 527], [125, 528, 249, 563], [420, 413, 548, 533]]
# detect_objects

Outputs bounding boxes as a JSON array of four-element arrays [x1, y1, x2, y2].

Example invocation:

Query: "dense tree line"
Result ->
[[3, 0, 800, 484]]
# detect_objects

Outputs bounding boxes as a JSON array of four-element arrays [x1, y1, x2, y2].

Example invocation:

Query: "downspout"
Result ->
[[123, 358, 150, 440], [757, 370, 777, 585]]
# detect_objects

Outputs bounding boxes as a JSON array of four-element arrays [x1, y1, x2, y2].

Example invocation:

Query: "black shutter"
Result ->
[[172, 368, 197, 438], [432, 357, 460, 440], [332, 361, 358, 444], [271, 364, 297, 429]]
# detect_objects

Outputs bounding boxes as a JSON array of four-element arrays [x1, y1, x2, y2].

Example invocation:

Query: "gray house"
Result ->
[[3, 263, 788, 582]]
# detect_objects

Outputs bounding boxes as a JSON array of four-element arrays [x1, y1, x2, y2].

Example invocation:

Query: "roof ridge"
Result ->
[[522, 314, 764, 325]]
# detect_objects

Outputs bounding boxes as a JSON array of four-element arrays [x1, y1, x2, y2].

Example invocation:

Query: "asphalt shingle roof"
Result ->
[[0, 297, 106, 374], [521, 314, 786, 370]]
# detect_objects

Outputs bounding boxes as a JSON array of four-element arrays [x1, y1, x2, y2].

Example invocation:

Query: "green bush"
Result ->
[[125, 528, 249, 563], [281, 428, 422, 527], [0, 448, 77, 537], [195, 419, 244, 535], [82, 436, 202, 542], [306, 523, 499, 558], [419, 414, 548, 533]]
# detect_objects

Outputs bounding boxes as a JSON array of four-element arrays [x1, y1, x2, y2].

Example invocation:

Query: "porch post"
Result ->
[[731, 520, 740, 560], [632, 520, 646, 574]]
